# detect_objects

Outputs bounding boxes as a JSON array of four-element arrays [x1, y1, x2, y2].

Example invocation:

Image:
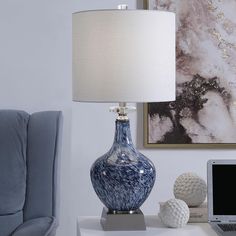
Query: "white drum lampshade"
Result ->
[[72, 10, 175, 103]]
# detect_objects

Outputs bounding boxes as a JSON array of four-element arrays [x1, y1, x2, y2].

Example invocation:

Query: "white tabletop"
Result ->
[[77, 215, 218, 236]]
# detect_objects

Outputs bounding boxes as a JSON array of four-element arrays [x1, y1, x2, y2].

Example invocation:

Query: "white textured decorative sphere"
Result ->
[[159, 199, 189, 228], [174, 173, 207, 207]]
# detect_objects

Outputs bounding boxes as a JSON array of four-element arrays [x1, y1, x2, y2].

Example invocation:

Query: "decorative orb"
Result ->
[[174, 173, 207, 207], [159, 199, 189, 228]]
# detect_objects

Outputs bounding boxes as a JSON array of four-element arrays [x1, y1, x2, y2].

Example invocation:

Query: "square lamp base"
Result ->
[[100, 207, 146, 231]]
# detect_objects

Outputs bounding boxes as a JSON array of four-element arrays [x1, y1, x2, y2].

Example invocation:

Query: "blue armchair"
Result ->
[[0, 110, 62, 236]]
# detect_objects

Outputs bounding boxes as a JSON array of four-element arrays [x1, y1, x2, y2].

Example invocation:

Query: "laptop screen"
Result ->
[[213, 164, 236, 215]]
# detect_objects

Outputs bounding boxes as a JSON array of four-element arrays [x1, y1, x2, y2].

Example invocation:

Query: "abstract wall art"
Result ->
[[144, 0, 236, 147]]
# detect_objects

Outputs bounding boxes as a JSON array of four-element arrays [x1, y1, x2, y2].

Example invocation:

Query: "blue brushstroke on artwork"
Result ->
[[90, 119, 156, 211]]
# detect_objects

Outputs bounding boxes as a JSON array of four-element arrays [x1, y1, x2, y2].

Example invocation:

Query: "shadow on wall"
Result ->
[[136, 0, 147, 9], [136, 103, 144, 149]]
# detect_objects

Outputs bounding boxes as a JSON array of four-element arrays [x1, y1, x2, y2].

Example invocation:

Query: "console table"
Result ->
[[77, 215, 218, 236]]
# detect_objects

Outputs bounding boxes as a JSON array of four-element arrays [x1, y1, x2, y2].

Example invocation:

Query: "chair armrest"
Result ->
[[11, 217, 58, 236]]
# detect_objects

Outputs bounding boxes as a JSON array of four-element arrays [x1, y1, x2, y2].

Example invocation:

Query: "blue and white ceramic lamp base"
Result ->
[[90, 119, 156, 214]]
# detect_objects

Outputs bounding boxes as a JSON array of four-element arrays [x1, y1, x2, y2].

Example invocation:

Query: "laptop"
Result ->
[[207, 159, 236, 235]]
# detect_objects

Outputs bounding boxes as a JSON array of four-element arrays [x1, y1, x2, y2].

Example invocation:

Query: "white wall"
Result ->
[[0, 0, 72, 235], [0, 1, 236, 236]]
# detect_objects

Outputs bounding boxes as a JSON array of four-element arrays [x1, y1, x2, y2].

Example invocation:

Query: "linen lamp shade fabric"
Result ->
[[72, 10, 175, 103]]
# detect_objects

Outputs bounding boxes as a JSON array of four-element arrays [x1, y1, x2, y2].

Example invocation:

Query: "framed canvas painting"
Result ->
[[144, 0, 236, 148]]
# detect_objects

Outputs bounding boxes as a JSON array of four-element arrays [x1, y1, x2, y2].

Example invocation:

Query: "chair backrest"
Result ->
[[0, 110, 62, 236], [0, 110, 29, 236], [23, 111, 62, 221]]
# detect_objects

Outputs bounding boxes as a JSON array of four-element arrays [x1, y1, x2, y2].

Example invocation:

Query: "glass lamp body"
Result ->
[[90, 119, 156, 212]]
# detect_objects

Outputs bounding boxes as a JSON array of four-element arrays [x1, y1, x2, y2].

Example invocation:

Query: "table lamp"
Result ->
[[73, 7, 175, 231]]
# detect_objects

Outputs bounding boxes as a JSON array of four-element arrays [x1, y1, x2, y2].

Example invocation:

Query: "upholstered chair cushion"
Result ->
[[11, 217, 58, 236]]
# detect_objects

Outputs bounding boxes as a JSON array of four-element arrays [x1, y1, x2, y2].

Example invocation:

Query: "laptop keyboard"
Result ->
[[218, 224, 236, 232]]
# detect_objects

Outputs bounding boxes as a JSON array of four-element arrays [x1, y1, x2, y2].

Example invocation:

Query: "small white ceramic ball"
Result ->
[[174, 173, 207, 207], [159, 199, 190, 228]]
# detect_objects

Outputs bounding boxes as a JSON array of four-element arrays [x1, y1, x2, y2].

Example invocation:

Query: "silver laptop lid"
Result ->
[[208, 159, 236, 222]]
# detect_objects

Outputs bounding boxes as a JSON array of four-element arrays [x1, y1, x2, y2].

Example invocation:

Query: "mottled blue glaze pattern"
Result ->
[[90, 119, 156, 211]]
